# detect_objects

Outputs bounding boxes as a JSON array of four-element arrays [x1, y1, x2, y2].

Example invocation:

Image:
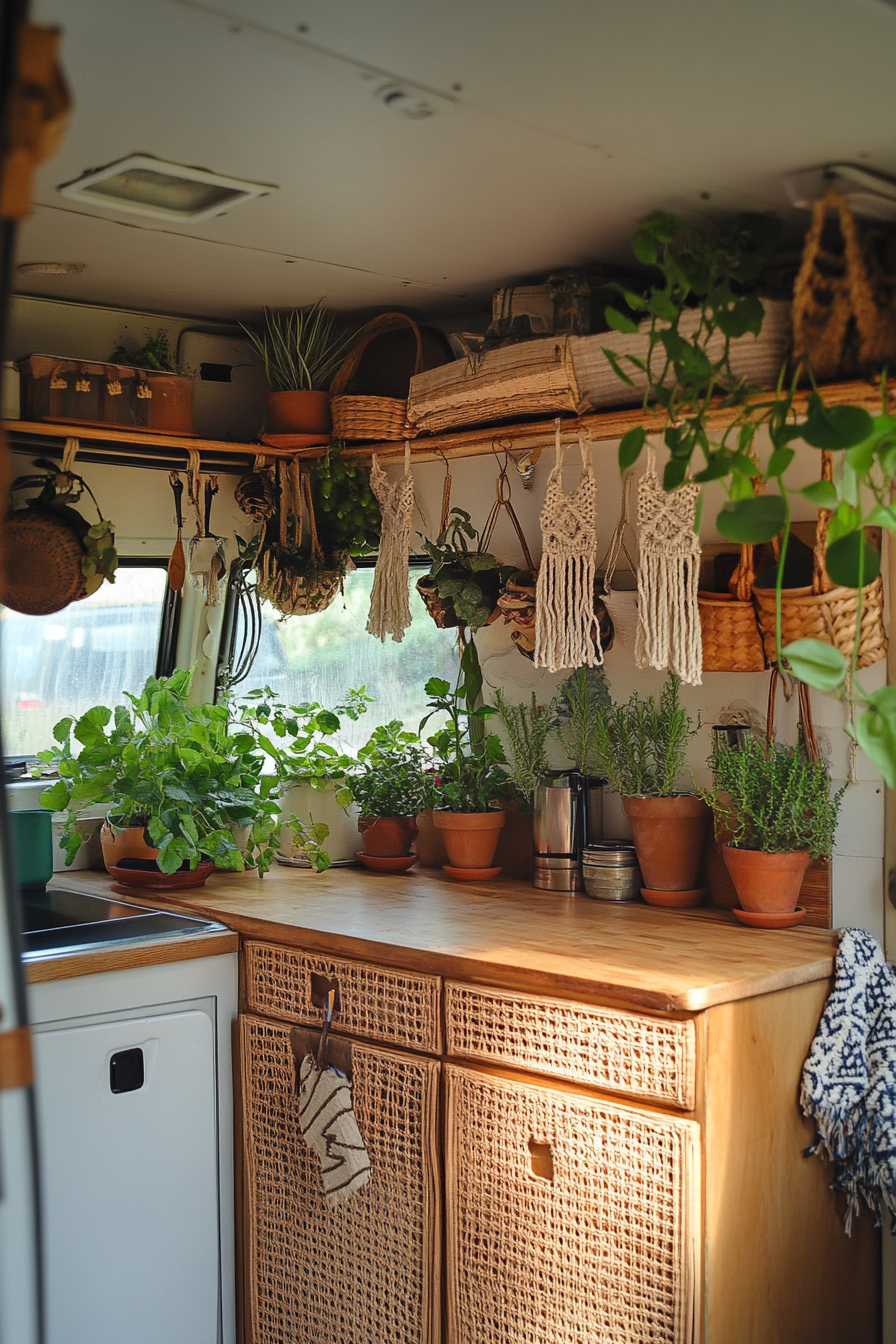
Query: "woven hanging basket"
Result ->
[[257, 565, 344, 618], [253, 463, 348, 617], [698, 544, 766, 673], [330, 313, 423, 442], [1, 507, 87, 615], [753, 452, 887, 670]]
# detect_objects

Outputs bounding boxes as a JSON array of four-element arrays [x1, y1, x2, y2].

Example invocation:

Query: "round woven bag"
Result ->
[[2, 508, 86, 615], [330, 313, 423, 442]]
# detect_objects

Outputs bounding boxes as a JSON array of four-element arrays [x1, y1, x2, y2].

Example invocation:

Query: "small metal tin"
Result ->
[[580, 842, 641, 901]]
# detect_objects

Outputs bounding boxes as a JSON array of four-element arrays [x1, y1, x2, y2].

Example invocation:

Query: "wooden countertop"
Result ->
[[49, 865, 839, 1013], [24, 928, 239, 984]]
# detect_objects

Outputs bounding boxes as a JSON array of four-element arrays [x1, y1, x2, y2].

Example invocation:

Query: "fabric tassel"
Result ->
[[634, 445, 702, 685], [366, 443, 414, 643]]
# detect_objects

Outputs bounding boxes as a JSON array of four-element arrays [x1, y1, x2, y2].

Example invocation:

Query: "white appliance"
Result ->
[[178, 330, 268, 442], [28, 949, 237, 1344]]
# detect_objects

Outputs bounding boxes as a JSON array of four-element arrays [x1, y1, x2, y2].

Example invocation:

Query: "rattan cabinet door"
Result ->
[[445, 1065, 701, 1344], [241, 1014, 442, 1344]]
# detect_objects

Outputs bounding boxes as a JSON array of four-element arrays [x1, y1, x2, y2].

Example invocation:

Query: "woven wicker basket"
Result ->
[[330, 313, 423, 441], [698, 545, 766, 673], [2, 507, 87, 615], [753, 452, 887, 670]]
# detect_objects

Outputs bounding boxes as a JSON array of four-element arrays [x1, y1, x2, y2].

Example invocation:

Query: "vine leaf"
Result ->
[[825, 532, 880, 589], [716, 494, 786, 544], [781, 639, 847, 692]]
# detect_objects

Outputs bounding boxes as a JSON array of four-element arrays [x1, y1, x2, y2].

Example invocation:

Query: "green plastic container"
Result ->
[[10, 809, 53, 893]]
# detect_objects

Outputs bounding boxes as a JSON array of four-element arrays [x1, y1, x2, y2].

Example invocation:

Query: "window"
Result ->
[[230, 564, 460, 753], [0, 565, 173, 757]]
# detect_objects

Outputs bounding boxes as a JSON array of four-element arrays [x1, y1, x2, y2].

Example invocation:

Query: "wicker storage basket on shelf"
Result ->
[[752, 453, 887, 670], [330, 313, 423, 441], [698, 544, 766, 672]]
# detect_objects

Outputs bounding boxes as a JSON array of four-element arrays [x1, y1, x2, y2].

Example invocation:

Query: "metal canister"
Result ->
[[580, 842, 641, 902]]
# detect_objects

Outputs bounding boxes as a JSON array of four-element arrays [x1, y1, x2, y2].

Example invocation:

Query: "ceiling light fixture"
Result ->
[[784, 163, 896, 222], [16, 261, 86, 276], [57, 154, 277, 223]]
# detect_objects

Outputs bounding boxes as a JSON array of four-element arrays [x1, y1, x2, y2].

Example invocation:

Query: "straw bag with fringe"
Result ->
[[330, 313, 423, 441], [596, 468, 639, 652], [698, 543, 766, 672], [753, 451, 887, 670], [792, 187, 896, 382]]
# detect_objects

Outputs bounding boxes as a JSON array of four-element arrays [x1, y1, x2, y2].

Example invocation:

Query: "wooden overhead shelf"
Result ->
[[4, 377, 890, 473]]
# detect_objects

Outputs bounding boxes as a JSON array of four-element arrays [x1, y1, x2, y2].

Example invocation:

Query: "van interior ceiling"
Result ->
[[4, 4, 896, 1344]]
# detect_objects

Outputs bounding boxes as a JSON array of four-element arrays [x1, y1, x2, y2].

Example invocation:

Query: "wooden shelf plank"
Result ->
[[1, 418, 297, 469]]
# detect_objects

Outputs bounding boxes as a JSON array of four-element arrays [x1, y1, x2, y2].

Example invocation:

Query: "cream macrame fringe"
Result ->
[[366, 443, 415, 643], [635, 445, 702, 685], [534, 421, 601, 672]]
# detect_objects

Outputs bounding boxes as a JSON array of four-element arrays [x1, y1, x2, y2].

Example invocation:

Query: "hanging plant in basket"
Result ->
[[3, 456, 118, 616], [417, 507, 515, 631]]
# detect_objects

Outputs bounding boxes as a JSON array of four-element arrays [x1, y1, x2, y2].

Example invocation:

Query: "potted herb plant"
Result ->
[[417, 507, 515, 631], [590, 674, 708, 905], [110, 328, 196, 434], [37, 670, 281, 887], [240, 301, 359, 435], [421, 670, 508, 880], [238, 685, 372, 868], [347, 720, 435, 870], [705, 735, 844, 922], [491, 689, 555, 880]]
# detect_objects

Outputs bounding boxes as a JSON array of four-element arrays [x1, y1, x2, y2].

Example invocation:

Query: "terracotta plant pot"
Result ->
[[100, 821, 158, 870], [146, 374, 194, 434], [267, 389, 332, 434], [414, 808, 449, 867], [492, 799, 534, 880], [622, 794, 709, 893], [722, 846, 811, 914], [433, 809, 506, 872], [358, 815, 418, 858]]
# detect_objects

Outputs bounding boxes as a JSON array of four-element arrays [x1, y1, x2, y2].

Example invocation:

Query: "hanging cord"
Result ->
[[439, 450, 452, 535], [479, 446, 535, 571], [367, 442, 415, 643], [766, 667, 820, 763], [597, 467, 638, 594]]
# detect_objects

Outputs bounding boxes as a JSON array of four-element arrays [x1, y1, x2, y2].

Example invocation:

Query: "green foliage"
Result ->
[[552, 666, 611, 774], [11, 458, 118, 596], [421, 673, 508, 813], [240, 301, 358, 393], [348, 720, 436, 818], [309, 442, 382, 557], [38, 670, 280, 874], [590, 674, 697, 797], [706, 736, 844, 858], [109, 328, 195, 378], [492, 690, 555, 805], [283, 816, 332, 872], [418, 508, 515, 631]]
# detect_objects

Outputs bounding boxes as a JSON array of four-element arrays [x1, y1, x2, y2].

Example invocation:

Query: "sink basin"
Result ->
[[20, 887, 227, 960]]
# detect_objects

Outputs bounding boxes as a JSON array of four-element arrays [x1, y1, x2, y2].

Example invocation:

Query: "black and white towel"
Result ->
[[801, 927, 896, 1233], [298, 1055, 371, 1208]]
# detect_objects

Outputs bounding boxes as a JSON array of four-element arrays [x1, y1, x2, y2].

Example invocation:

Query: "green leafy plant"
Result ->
[[10, 458, 118, 595], [591, 674, 697, 796], [240, 301, 358, 392], [552, 666, 612, 775], [38, 670, 281, 873], [705, 736, 845, 858], [493, 689, 555, 805], [421, 673, 508, 813], [109, 328, 195, 378], [418, 508, 515, 631], [282, 816, 332, 873], [236, 685, 372, 799], [348, 721, 435, 818], [310, 442, 382, 557]]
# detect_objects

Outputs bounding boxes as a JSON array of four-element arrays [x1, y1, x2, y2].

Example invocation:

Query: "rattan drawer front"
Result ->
[[446, 1065, 700, 1344], [445, 981, 696, 1109], [242, 1015, 442, 1344], [244, 940, 441, 1054]]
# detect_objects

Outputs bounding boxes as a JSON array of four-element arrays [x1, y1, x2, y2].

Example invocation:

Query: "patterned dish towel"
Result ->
[[801, 927, 896, 1233], [298, 1055, 371, 1208]]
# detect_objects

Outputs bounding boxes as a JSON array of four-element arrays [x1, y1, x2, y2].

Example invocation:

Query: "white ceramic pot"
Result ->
[[277, 782, 360, 866]]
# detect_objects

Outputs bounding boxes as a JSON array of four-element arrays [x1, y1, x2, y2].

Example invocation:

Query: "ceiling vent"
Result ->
[[57, 155, 277, 222], [374, 83, 441, 119], [784, 163, 896, 222]]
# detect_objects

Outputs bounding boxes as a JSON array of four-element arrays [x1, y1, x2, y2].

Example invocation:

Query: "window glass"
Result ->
[[234, 565, 460, 753], [0, 566, 169, 757]]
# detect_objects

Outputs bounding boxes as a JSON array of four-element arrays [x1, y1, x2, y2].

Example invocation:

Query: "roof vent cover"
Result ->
[[58, 155, 276, 222]]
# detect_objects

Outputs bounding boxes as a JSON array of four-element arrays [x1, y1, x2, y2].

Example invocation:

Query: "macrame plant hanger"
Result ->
[[366, 442, 415, 643], [534, 419, 601, 672], [635, 443, 703, 686]]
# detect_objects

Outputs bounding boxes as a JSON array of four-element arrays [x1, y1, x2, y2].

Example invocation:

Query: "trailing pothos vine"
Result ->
[[606, 209, 896, 786]]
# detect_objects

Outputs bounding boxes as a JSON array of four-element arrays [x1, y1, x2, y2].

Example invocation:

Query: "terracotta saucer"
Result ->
[[259, 432, 331, 449], [733, 905, 805, 929], [641, 886, 705, 908], [443, 864, 502, 883], [105, 860, 215, 890], [357, 851, 417, 873]]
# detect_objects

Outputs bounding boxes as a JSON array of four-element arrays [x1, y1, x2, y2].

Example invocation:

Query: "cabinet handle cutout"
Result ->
[[528, 1137, 554, 1182], [309, 973, 342, 1013]]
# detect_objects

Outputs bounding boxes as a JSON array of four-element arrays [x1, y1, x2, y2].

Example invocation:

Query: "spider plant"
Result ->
[[240, 301, 358, 393]]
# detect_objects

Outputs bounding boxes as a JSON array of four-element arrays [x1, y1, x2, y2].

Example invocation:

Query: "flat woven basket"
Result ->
[[2, 507, 87, 615], [330, 313, 423, 441], [698, 544, 766, 672], [753, 452, 887, 670]]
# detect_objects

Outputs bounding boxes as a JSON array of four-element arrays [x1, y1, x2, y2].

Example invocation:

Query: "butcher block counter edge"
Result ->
[[47, 866, 839, 1013], [24, 928, 239, 983]]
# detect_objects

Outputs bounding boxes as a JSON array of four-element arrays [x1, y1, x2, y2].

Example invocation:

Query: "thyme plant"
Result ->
[[591, 674, 697, 797], [492, 690, 555, 806]]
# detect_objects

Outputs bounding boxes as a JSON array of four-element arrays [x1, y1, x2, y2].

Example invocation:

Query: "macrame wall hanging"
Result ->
[[534, 420, 602, 673], [634, 444, 702, 685], [366, 442, 414, 643]]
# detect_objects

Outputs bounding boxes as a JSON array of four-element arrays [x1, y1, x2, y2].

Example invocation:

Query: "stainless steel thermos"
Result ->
[[532, 771, 604, 892]]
